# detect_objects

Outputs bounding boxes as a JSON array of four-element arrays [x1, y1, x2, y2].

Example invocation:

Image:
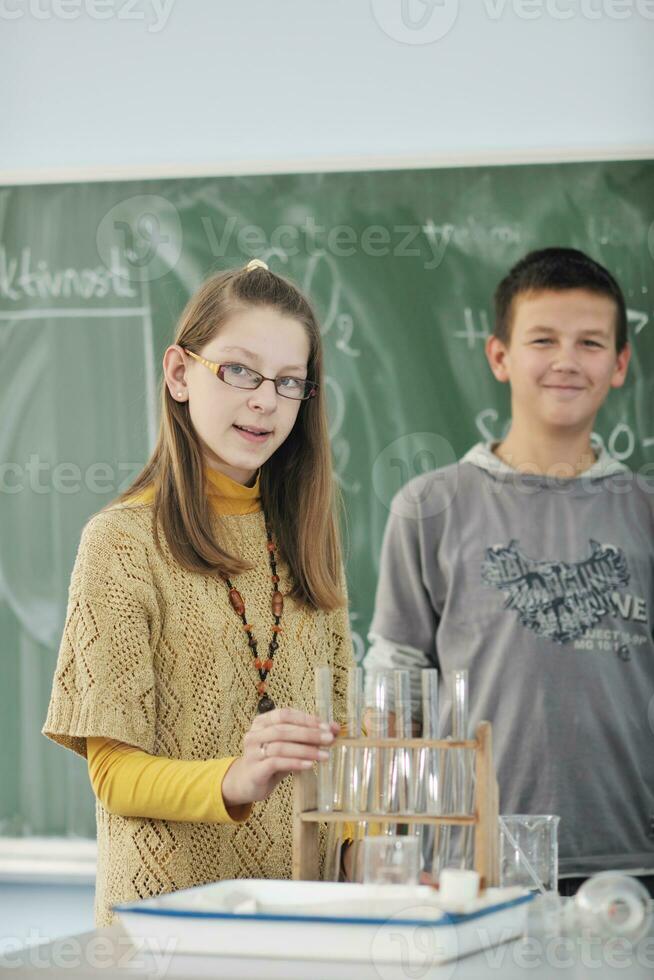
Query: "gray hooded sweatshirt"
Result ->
[[366, 443, 654, 876]]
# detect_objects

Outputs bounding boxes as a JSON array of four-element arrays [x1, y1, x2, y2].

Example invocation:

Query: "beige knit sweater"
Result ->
[[43, 503, 353, 926]]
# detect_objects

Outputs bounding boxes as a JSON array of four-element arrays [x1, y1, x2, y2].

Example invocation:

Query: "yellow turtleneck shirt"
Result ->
[[43, 467, 353, 925]]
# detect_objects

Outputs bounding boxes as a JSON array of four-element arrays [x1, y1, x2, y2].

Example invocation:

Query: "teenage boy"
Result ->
[[364, 248, 654, 894]]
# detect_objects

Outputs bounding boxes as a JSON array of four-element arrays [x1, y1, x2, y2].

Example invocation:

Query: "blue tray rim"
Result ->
[[116, 891, 534, 928]]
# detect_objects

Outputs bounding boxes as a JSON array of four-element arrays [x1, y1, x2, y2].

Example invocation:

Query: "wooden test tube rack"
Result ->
[[292, 720, 499, 886]]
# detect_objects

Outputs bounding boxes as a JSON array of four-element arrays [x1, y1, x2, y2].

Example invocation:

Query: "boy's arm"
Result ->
[[363, 633, 429, 732], [364, 486, 441, 732]]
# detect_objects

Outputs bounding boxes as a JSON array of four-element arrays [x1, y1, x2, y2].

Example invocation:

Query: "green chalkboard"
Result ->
[[1, 160, 652, 837]]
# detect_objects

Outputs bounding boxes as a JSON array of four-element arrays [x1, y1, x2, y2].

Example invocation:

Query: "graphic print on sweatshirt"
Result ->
[[480, 539, 648, 646]]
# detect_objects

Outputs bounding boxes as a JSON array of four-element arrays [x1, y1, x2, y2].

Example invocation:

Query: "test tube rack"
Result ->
[[292, 720, 499, 886]]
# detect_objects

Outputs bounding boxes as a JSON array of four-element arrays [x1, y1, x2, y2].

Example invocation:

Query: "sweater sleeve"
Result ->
[[87, 737, 252, 824], [42, 510, 160, 758]]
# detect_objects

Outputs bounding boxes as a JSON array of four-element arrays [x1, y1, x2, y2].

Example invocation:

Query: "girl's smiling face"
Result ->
[[164, 306, 311, 485]]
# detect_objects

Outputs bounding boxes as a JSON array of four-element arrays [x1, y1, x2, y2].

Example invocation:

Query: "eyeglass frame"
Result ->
[[182, 348, 318, 401]]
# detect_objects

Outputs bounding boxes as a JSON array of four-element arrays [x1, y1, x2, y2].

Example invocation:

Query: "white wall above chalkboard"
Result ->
[[1, 1, 653, 180]]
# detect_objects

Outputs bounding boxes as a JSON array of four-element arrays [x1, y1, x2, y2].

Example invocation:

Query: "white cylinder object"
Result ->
[[438, 868, 480, 906]]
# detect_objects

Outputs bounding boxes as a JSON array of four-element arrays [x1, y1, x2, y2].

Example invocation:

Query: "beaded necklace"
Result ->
[[224, 524, 283, 715]]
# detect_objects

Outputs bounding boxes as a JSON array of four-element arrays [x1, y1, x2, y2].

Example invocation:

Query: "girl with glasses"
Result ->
[[43, 260, 353, 926]]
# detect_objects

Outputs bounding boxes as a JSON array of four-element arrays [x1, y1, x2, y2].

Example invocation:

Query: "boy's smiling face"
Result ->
[[486, 288, 631, 433]]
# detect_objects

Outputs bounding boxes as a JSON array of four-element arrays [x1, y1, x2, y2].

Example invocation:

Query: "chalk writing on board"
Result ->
[[260, 246, 356, 345], [302, 252, 341, 338], [333, 438, 361, 494], [0, 246, 136, 302], [298, 250, 362, 492], [422, 218, 522, 268], [456, 307, 649, 348], [325, 374, 361, 494], [475, 408, 510, 444], [592, 425, 639, 463], [302, 254, 362, 357], [476, 408, 652, 464], [256, 245, 361, 492], [421, 221, 455, 270], [258, 245, 289, 268], [627, 309, 648, 335], [454, 309, 491, 349], [334, 314, 361, 357]]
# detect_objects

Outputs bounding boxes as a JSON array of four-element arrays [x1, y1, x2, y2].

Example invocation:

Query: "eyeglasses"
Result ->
[[182, 349, 318, 401]]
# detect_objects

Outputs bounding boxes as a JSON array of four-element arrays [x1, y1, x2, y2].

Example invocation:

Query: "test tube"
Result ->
[[451, 669, 469, 740], [421, 669, 439, 812], [451, 669, 475, 869], [434, 670, 470, 879], [315, 665, 333, 813], [368, 671, 392, 815], [324, 667, 363, 881], [421, 668, 439, 739], [394, 669, 413, 814], [344, 666, 363, 813], [335, 666, 365, 882], [419, 670, 439, 879]]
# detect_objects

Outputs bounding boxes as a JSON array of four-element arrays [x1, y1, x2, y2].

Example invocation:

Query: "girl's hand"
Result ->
[[221, 707, 340, 807]]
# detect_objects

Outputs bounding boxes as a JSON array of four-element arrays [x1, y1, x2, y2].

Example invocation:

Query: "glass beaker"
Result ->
[[499, 814, 560, 893], [362, 834, 420, 886]]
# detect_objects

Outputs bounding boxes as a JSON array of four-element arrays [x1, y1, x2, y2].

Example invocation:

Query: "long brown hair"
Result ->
[[114, 264, 345, 611]]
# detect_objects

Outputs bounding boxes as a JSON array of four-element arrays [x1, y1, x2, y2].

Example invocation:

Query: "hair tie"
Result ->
[[244, 259, 269, 273]]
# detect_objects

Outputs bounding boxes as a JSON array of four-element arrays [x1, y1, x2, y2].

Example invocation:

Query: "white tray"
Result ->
[[116, 879, 534, 965]]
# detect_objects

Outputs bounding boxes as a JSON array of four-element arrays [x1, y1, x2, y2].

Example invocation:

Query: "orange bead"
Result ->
[[267, 541, 275, 552], [271, 574, 280, 584], [228, 588, 245, 616], [272, 591, 284, 616], [254, 658, 262, 670], [257, 681, 267, 695], [242, 623, 253, 632], [264, 659, 273, 671], [272, 625, 283, 633]]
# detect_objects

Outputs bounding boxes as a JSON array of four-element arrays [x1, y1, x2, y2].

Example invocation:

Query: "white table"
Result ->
[[2, 918, 654, 979]]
